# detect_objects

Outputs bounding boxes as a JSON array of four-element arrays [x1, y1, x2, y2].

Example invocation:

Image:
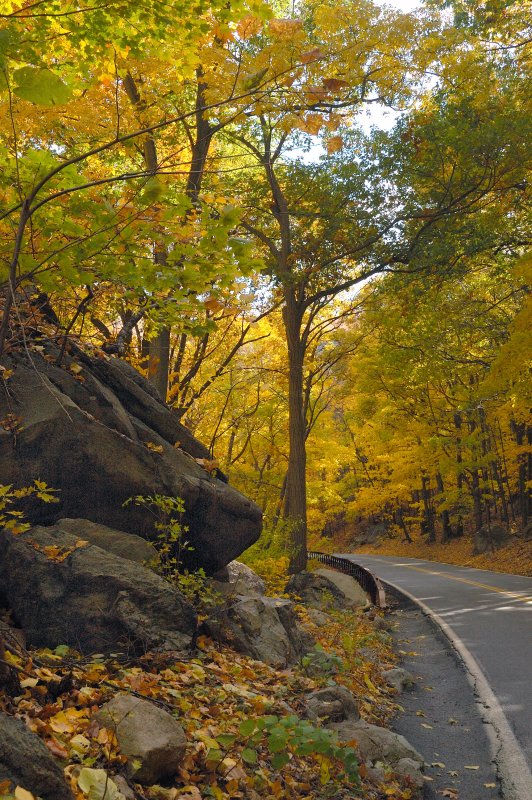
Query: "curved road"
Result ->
[[340, 554, 532, 798]]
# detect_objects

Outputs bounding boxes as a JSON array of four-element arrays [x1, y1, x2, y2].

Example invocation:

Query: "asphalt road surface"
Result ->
[[340, 554, 532, 798]]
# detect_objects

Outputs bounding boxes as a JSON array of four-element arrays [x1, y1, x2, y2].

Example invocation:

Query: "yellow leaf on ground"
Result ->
[[15, 788, 36, 800]]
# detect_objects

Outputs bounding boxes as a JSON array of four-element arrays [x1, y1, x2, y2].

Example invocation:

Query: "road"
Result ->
[[340, 554, 532, 798]]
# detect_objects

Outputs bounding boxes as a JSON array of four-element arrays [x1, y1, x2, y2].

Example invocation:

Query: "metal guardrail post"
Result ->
[[308, 551, 386, 608]]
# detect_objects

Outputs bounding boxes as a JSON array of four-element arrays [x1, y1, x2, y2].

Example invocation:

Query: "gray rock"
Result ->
[[382, 667, 415, 693], [113, 775, 136, 799], [303, 685, 360, 724], [0, 711, 73, 800], [96, 695, 186, 785], [56, 518, 158, 565], [203, 595, 314, 668], [395, 757, 425, 789], [0, 524, 196, 654], [211, 560, 266, 598], [366, 764, 387, 784], [285, 568, 369, 611], [0, 348, 262, 573], [329, 719, 424, 768], [306, 608, 332, 627], [473, 524, 510, 554]]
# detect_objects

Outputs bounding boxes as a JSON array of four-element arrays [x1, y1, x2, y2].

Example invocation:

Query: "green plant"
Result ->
[[213, 714, 359, 786], [175, 567, 221, 612], [0, 480, 60, 533], [123, 493, 221, 611], [301, 644, 345, 678], [124, 494, 191, 577]]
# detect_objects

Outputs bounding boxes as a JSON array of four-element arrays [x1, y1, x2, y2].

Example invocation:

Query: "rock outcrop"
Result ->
[[0, 712, 73, 800], [96, 695, 186, 785], [203, 596, 314, 668], [0, 524, 197, 654], [210, 560, 266, 598], [286, 568, 369, 611], [0, 345, 262, 573], [56, 518, 158, 564]]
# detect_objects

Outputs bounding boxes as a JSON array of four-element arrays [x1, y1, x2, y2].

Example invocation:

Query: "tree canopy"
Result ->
[[1, 0, 530, 570]]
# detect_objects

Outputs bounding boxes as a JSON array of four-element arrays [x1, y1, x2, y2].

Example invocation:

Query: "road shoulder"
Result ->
[[386, 592, 502, 800]]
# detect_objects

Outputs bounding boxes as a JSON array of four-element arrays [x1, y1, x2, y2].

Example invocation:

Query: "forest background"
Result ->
[[0, 0, 530, 575]]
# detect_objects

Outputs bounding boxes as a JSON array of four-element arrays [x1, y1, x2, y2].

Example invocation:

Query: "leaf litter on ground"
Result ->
[[0, 602, 419, 800]]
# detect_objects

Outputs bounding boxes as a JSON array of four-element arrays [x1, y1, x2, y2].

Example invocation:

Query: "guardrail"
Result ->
[[308, 551, 386, 608]]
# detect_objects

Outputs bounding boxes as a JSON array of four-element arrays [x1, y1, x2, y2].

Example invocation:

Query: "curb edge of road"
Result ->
[[380, 577, 532, 800]]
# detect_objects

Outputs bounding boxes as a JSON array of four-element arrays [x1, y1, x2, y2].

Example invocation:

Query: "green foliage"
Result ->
[[12, 66, 72, 106], [0, 480, 60, 534], [123, 493, 191, 575], [301, 644, 345, 679], [215, 713, 359, 785], [123, 493, 220, 610]]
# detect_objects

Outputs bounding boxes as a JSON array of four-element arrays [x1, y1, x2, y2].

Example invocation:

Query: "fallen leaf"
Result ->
[[431, 762, 445, 769], [464, 765, 480, 770], [45, 737, 69, 758], [15, 788, 36, 800], [484, 783, 497, 788], [438, 790, 458, 799], [421, 723, 433, 729], [146, 441, 164, 452]]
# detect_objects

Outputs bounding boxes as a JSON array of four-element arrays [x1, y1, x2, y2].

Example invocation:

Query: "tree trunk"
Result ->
[[421, 474, 436, 543], [394, 505, 412, 543], [471, 468, 483, 532], [148, 326, 171, 400], [512, 421, 531, 527], [436, 472, 453, 542], [283, 289, 307, 573]]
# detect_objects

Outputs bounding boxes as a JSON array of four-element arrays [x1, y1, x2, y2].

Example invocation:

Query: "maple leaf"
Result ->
[[322, 78, 350, 93], [327, 136, 343, 154]]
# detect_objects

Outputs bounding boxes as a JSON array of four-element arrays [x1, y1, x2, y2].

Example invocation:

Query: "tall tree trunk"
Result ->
[[436, 472, 453, 542], [420, 474, 436, 543], [124, 70, 213, 403], [471, 468, 484, 532], [512, 421, 531, 527], [394, 505, 412, 543], [283, 289, 307, 573], [148, 327, 171, 400]]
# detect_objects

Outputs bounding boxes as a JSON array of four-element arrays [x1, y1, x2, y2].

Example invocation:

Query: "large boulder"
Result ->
[[0, 347, 262, 573], [56, 518, 158, 564], [95, 695, 186, 785], [286, 568, 369, 611], [0, 712, 73, 800], [0, 524, 197, 654], [203, 596, 314, 668]]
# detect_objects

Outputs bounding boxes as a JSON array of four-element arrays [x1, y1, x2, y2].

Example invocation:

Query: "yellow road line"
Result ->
[[403, 565, 532, 604]]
